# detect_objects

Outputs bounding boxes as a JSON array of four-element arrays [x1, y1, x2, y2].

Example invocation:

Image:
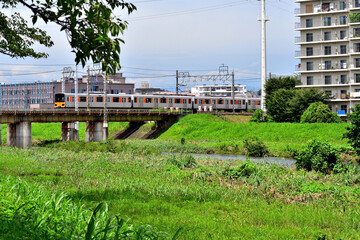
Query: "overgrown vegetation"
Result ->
[[1, 146, 360, 238], [243, 137, 269, 157]]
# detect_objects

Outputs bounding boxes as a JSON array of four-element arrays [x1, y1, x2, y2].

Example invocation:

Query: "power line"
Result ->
[[126, 0, 250, 21], [0, 70, 61, 76]]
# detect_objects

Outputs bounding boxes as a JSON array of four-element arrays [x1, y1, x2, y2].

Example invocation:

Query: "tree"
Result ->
[[289, 88, 328, 122], [0, 0, 136, 75], [266, 88, 296, 122], [300, 102, 341, 123], [344, 104, 360, 154], [264, 75, 298, 107]]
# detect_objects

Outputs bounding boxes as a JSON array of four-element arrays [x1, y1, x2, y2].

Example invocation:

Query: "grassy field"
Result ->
[[157, 114, 348, 156], [1, 146, 360, 239], [0, 114, 356, 239]]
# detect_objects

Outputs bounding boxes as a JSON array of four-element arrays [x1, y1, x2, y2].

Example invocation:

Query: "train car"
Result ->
[[55, 92, 261, 111]]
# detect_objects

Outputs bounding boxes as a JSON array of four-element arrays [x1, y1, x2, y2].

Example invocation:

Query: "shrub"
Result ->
[[222, 160, 259, 179], [300, 102, 341, 123], [344, 104, 360, 155], [250, 109, 265, 122], [295, 139, 340, 174], [243, 137, 269, 157], [166, 154, 198, 169]]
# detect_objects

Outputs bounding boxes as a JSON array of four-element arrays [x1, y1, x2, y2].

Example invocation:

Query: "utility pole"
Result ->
[[75, 64, 78, 111], [86, 66, 90, 111], [259, 0, 269, 112], [232, 70, 235, 113], [103, 74, 108, 140], [176, 70, 179, 95]]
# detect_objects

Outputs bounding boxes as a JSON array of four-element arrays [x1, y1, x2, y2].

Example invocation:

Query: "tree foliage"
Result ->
[[300, 102, 341, 123], [0, 0, 136, 75], [344, 105, 360, 154], [264, 76, 328, 122]]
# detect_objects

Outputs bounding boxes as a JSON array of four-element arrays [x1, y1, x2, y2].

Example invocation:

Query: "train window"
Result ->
[[205, 99, 210, 104], [128, 97, 131, 103], [248, 100, 251, 105], [145, 98, 152, 103], [242, 100, 245, 105], [66, 97, 69, 102], [154, 98, 159, 103], [218, 99, 224, 104], [113, 97, 119, 103], [195, 99, 198, 104], [97, 97, 103, 102], [169, 99, 173, 103], [122, 98, 126, 103], [230, 100, 233, 104], [174, 98, 181, 104], [160, 98, 166, 103], [134, 97, 138, 103], [257, 100, 261, 106], [225, 100, 228, 104], [80, 97, 87, 102], [188, 99, 191, 104]]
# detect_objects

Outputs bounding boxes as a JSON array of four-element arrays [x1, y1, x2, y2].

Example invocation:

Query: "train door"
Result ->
[[224, 99, 229, 109], [139, 97, 144, 108], [169, 98, 173, 108], [154, 97, 159, 108]]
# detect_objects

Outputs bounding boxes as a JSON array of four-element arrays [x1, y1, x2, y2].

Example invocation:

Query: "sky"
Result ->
[[0, 0, 298, 91]]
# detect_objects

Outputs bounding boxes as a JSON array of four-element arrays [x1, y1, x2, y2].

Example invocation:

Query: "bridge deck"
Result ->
[[0, 108, 190, 123]]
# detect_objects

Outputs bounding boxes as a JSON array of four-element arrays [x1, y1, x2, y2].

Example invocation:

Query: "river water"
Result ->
[[162, 152, 296, 168]]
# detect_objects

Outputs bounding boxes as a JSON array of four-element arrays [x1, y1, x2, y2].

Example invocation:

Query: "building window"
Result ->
[[340, 74, 347, 84], [71, 89, 75, 93], [356, 58, 360, 67], [340, 60, 347, 69], [356, 0, 360, 8], [306, 76, 314, 85], [341, 105, 347, 113], [81, 89, 85, 93], [340, 45, 347, 54], [306, 19, 313, 28], [356, 74, 360, 83], [340, 16, 347, 25], [355, 43, 360, 52], [306, 62, 313, 70], [324, 46, 331, 55], [324, 17, 331, 26], [306, 33, 313, 42], [325, 75, 332, 84], [306, 47, 313, 56], [340, 1, 346, 10], [129, 90, 132, 94], [114, 89, 119, 94], [324, 32, 331, 41], [325, 60, 332, 70]]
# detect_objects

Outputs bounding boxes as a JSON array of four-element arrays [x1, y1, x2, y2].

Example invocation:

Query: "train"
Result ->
[[54, 93, 261, 112]]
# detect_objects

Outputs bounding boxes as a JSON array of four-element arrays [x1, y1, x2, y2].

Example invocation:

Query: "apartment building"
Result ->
[[191, 84, 247, 97], [295, 0, 360, 114]]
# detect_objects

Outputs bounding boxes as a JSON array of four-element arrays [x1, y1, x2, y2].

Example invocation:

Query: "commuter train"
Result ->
[[54, 93, 261, 111]]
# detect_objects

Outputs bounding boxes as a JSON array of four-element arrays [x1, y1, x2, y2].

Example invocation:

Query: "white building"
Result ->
[[295, 0, 360, 115], [191, 84, 247, 97]]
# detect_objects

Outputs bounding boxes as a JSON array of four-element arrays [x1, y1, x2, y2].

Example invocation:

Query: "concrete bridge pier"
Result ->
[[61, 122, 79, 141], [85, 121, 106, 142], [7, 122, 32, 148]]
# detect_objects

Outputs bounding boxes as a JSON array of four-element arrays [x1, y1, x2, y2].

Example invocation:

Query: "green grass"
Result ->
[[157, 114, 348, 156], [1, 146, 360, 239]]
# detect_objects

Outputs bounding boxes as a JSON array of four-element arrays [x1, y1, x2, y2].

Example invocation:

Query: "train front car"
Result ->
[[54, 93, 66, 108]]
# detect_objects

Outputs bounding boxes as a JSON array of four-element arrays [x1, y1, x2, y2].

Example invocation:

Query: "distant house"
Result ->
[[191, 84, 247, 97]]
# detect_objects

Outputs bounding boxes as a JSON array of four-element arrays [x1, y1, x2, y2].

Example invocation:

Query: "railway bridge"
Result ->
[[0, 109, 188, 148]]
